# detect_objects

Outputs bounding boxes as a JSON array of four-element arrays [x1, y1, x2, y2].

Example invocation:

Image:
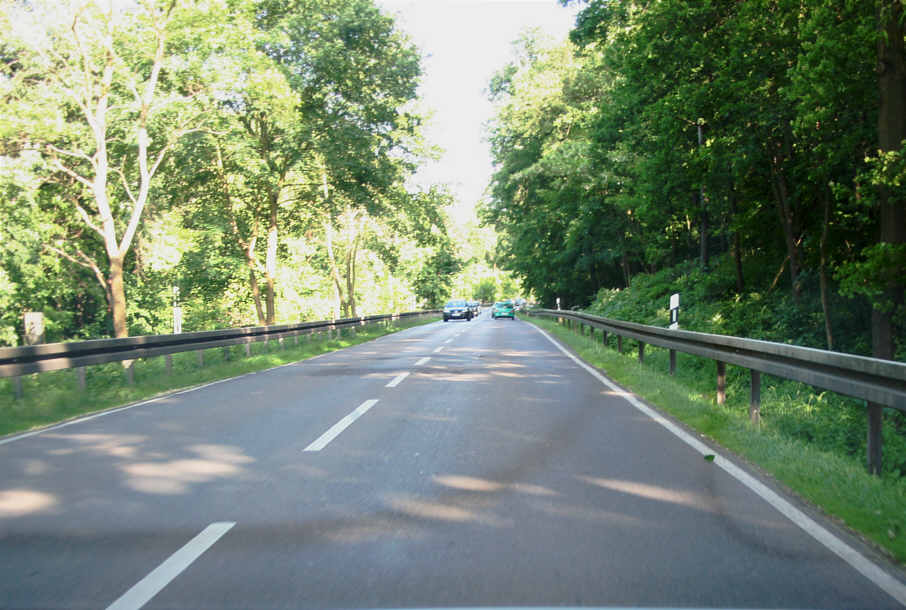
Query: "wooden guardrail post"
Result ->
[[867, 403, 883, 475], [716, 361, 726, 405], [638, 341, 645, 363], [602, 330, 607, 346], [750, 370, 761, 425], [77, 366, 86, 390], [669, 350, 676, 376], [617, 335, 623, 354]]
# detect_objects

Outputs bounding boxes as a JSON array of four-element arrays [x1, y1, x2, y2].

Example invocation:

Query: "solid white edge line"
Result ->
[[304, 399, 379, 452], [0, 351, 341, 448], [415, 357, 430, 366], [528, 323, 906, 607], [105, 521, 235, 610], [386, 371, 410, 388]]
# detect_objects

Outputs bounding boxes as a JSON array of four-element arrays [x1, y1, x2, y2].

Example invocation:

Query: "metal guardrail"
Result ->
[[528, 308, 906, 473], [0, 310, 439, 378]]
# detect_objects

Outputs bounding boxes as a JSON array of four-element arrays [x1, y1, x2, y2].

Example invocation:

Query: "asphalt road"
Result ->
[[1, 312, 904, 609]]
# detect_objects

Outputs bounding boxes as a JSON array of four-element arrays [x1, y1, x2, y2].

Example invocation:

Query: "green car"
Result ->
[[492, 300, 515, 319]]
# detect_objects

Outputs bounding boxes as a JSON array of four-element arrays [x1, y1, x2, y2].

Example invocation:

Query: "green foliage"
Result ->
[[488, 0, 902, 359], [412, 244, 463, 308], [0, 0, 449, 343], [473, 279, 497, 303], [580, 253, 906, 478]]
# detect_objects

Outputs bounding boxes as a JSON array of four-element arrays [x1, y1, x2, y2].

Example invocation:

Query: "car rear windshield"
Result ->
[[446, 300, 467, 307]]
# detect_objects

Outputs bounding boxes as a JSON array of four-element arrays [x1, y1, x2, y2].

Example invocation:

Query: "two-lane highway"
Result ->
[[0, 312, 903, 608]]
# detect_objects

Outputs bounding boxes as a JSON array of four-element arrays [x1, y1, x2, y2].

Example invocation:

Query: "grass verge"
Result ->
[[0, 316, 440, 438], [523, 314, 906, 566]]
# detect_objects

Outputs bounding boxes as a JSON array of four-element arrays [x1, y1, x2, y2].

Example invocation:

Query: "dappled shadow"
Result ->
[[0, 489, 57, 518], [0, 431, 258, 528], [121, 444, 254, 495]]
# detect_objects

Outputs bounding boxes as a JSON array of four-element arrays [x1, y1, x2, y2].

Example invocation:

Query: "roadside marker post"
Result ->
[[669, 293, 680, 330]]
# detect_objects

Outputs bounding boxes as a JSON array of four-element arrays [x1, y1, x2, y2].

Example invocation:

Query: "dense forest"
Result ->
[[0, 0, 517, 346], [484, 0, 905, 362]]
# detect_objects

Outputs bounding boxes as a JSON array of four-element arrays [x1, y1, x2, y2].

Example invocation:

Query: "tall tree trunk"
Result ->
[[245, 236, 266, 325], [325, 219, 346, 319], [108, 254, 128, 338], [697, 124, 709, 271], [699, 195, 709, 271], [346, 232, 361, 318], [264, 186, 279, 325], [770, 162, 801, 302], [875, 0, 906, 362], [729, 186, 745, 293], [620, 250, 631, 287], [819, 189, 834, 350], [218, 143, 266, 325]]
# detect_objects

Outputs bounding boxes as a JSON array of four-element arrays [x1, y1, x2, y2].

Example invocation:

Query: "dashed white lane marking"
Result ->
[[415, 357, 430, 366], [105, 522, 235, 610], [304, 399, 379, 452], [432, 346, 444, 353], [443, 338, 453, 344], [528, 323, 906, 607], [386, 372, 410, 388]]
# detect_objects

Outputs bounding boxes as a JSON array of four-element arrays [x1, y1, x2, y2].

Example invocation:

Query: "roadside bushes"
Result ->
[[583, 253, 906, 478]]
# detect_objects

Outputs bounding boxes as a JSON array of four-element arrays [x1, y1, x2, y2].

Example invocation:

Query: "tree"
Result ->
[[233, 0, 421, 324], [413, 244, 462, 309], [1, 0, 223, 337]]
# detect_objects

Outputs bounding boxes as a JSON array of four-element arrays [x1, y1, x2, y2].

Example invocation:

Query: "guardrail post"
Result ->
[[165, 354, 173, 375], [77, 366, 86, 390], [602, 330, 607, 346], [124, 362, 134, 385], [750, 370, 761, 425], [638, 341, 645, 363], [197, 349, 204, 368], [13, 376, 22, 400], [617, 335, 623, 354], [244, 342, 251, 357], [716, 361, 726, 405], [867, 403, 883, 475], [669, 350, 676, 376]]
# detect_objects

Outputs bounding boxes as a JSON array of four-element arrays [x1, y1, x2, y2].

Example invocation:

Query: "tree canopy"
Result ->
[[0, 0, 502, 344], [484, 0, 905, 358]]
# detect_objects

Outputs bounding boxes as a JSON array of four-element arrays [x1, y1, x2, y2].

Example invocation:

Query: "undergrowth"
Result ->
[[584, 254, 906, 478]]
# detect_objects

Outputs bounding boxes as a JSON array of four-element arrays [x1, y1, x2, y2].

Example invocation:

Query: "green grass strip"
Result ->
[[0, 316, 439, 438], [523, 314, 906, 565]]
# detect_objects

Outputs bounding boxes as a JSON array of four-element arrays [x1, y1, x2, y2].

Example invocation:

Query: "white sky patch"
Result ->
[[376, 0, 580, 221]]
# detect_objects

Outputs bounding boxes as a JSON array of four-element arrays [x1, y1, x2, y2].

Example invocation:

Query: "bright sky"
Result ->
[[375, 0, 580, 221]]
